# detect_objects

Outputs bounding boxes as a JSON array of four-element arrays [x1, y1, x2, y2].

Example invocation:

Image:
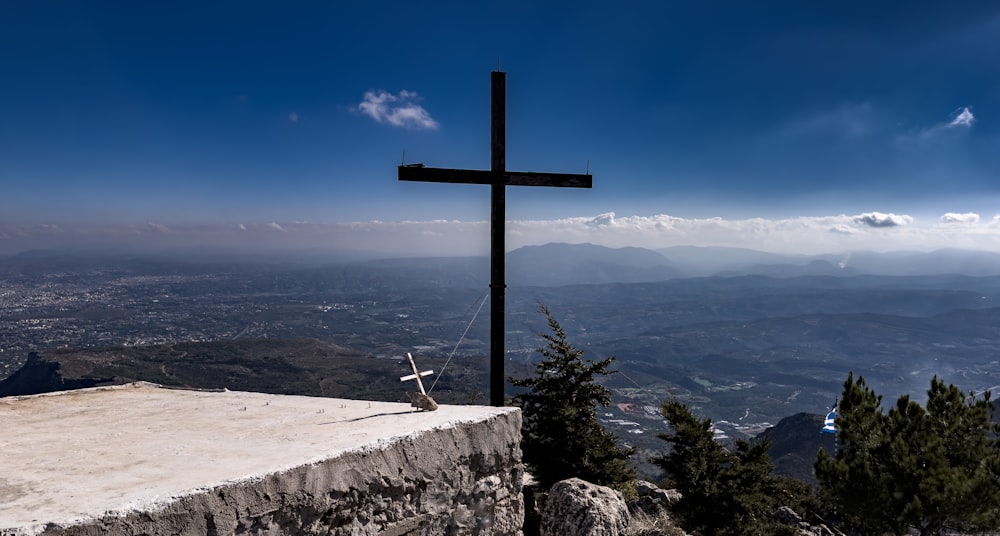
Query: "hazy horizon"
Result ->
[[5, 211, 1000, 259]]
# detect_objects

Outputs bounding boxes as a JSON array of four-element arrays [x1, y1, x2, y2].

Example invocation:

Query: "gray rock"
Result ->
[[540, 478, 630, 536], [773, 505, 836, 536], [774, 505, 803, 525], [406, 391, 439, 411], [629, 481, 681, 519]]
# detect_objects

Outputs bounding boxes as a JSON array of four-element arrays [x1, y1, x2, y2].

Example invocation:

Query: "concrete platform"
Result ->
[[0, 383, 523, 535]]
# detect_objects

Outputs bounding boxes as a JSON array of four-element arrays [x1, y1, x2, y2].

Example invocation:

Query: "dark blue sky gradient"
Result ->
[[2, 1, 998, 225]]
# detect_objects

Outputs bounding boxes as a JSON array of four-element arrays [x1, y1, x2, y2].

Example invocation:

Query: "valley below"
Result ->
[[4, 243, 1000, 479]]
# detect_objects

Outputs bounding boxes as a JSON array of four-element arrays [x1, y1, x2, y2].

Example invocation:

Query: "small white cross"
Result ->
[[400, 352, 434, 395]]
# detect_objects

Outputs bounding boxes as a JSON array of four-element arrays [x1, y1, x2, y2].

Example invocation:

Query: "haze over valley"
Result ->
[[5, 243, 1000, 456]]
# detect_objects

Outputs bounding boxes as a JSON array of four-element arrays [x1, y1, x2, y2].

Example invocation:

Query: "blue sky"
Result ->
[[2, 2, 1000, 255]]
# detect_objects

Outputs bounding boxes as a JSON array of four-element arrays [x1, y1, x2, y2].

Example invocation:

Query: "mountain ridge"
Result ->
[[7, 242, 1000, 283]]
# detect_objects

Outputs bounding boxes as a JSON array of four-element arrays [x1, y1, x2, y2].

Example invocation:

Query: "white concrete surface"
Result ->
[[0, 383, 516, 533]]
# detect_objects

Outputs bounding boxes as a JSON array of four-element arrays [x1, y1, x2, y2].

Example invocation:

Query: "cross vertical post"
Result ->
[[398, 70, 593, 407], [489, 71, 506, 408]]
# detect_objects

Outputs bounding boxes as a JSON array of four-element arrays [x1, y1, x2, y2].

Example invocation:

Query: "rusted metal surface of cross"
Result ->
[[398, 70, 593, 407]]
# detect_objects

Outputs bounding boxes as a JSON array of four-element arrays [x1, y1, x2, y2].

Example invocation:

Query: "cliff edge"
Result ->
[[0, 383, 523, 535]]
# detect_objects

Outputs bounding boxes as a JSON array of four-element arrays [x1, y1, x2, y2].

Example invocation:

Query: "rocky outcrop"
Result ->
[[773, 506, 836, 536], [758, 412, 837, 485], [528, 477, 827, 536], [539, 478, 630, 536], [629, 480, 680, 520]]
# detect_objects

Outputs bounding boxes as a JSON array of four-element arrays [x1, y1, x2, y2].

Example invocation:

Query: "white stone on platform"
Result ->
[[0, 382, 523, 535]]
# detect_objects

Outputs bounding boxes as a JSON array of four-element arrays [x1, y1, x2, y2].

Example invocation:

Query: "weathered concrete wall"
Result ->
[[35, 415, 522, 536], [0, 385, 523, 536]]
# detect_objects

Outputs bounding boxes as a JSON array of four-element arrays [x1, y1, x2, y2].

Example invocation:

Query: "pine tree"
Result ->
[[816, 373, 1000, 535], [918, 379, 1000, 532], [655, 400, 810, 536], [815, 372, 895, 534], [510, 303, 635, 493], [654, 399, 728, 526]]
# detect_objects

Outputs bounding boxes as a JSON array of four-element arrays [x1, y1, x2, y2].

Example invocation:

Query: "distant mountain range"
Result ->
[[552, 243, 1000, 281], [479, 243, 1000, 284], [659, 245, 1000, 278], [381, 243, 1000, 286], [6, 243, 1000, 285], [581, 243, 1000, 279]]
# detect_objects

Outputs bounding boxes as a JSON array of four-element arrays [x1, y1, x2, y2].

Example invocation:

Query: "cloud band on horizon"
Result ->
[[6, 211, 1000, 257]]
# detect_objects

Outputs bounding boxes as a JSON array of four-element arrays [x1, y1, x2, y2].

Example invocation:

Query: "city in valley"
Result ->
[[4, 244, 1000, 461]]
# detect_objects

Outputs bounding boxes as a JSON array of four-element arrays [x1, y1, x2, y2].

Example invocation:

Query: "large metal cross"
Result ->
[[398, 70, 592, 407]]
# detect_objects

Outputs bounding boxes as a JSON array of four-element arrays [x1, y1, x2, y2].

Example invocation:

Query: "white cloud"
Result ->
[[10, 211, 1000, 258], [585, 212, 617, 227], [828, 224, 860, 235], [947, 107, 975, 128], [901, 106, 977, 143], [941, 212, 980, 223], [853, 212, 913, 228], [288, 112, 299, 123], [356, 89, 439, 130]]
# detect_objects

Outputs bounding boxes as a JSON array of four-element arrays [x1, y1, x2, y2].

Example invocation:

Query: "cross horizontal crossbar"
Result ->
[[402, 352, 433, 396], [398, 166, 592, 188], [400, 370, 434, 382]]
